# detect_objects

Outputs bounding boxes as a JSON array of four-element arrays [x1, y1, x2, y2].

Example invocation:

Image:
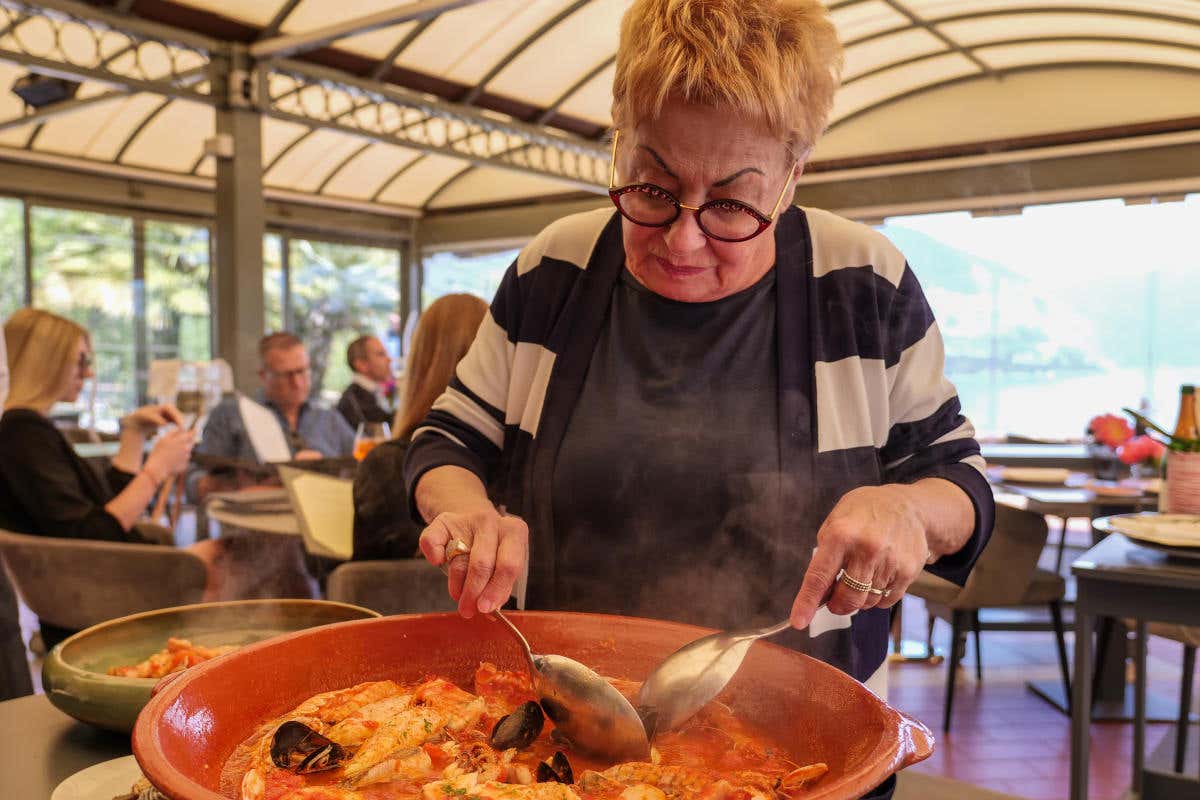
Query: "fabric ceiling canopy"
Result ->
[[1, 0, 1199, 214]]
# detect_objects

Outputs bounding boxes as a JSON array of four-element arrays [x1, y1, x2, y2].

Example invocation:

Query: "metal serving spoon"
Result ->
[[635, 617, 795, 737], [441, 539, 649, 762]]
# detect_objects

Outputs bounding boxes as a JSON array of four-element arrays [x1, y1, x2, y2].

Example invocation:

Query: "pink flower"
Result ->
[[1118, 435, 1166, 465], [1089, 414, 1134, 449]]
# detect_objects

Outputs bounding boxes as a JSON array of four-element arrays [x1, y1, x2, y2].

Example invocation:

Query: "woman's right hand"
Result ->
[[122, 403, 185, 435], [144, 429, 197, 481], [419, 509, 529, 618]]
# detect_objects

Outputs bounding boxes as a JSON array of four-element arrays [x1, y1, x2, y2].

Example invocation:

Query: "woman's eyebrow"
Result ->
[[636, 145, 764, 186], [713, 167, 764, 187]]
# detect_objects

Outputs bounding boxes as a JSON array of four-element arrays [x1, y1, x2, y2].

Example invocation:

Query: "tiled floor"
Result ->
[[890, 519, 1197, 800]]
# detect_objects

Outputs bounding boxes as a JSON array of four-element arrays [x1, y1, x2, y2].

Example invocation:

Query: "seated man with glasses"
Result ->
[[186, 332, 355, 502]]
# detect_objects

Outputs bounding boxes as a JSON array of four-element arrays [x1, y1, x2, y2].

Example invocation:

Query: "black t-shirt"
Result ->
[[0, 409, 137, 541], [552, 267, 783, 629]]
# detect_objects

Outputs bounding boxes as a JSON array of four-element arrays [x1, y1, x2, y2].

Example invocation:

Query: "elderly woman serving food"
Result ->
[[404, 2, 992, 793]]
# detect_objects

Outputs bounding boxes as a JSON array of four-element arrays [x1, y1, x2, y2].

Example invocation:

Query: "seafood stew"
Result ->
[[225, 663, 828, 799], [108, 637, 237, 678], [134, 612, 933, 800]]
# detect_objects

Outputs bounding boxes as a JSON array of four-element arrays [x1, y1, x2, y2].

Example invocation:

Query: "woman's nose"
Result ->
[[662, 208, 708, 254]]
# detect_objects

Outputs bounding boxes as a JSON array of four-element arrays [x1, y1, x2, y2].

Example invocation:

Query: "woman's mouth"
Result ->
[[655, 257, 707, 278]]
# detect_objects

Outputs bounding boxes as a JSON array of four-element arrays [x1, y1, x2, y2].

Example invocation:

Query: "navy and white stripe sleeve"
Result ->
[[879, 265, 993, 583]]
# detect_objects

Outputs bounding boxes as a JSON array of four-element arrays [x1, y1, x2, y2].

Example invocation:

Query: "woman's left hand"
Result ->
[[121, 403, 185, 435], [789, 484, 930, 628]]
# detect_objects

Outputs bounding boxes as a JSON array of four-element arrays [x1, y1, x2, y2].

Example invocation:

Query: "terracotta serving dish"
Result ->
[[133, 612, 933, 799]]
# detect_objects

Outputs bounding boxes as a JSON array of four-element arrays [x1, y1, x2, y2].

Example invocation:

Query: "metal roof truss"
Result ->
[[0, 0, 611, 194]]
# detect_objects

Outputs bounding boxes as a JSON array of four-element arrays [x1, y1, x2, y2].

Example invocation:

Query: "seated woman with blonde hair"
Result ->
[[352, 293, 489, 560], [0, 309, 221, 645]]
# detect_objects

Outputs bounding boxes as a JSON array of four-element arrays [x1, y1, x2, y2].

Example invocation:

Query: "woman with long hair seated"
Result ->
[[0, 309, 218, 646], [352, 293, 489, 560]]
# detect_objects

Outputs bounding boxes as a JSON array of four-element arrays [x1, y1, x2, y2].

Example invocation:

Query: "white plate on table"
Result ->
[[51, 755, 144, 800], [1108, 513, 1200, 549]]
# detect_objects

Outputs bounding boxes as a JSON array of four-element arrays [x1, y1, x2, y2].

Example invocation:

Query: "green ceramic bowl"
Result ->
[[42, 599, 379, 733]]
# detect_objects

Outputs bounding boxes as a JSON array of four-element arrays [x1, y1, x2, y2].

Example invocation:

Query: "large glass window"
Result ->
[[287, 238, 400, 401], [879, 195, 1200, 439], [145, 220, 211, 365], [0, 198, 23, 320], [422, 247, 515, 309], [31, 206, 135, 429]]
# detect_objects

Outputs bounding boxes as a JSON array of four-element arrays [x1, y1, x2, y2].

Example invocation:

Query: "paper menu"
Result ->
[[237, 395, 292, 463], [279, 466, 354, 560]]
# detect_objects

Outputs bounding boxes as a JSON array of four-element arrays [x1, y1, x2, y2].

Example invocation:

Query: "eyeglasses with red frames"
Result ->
[[607, 129, 797, 243]]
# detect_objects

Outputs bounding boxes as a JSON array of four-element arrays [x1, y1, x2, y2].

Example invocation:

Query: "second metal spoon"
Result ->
[[635, 617, 794, 737]]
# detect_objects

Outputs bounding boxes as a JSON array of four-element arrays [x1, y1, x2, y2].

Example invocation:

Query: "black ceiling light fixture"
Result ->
[[11, 72, 82, 109]]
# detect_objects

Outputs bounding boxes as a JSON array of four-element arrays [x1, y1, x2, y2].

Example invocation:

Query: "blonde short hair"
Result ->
[[3, 308, 88, 411], [612, 0, 843, 154]]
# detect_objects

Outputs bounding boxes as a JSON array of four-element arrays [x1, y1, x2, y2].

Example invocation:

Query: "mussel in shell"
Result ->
[[489, 700, 545, 750], [536, 751, 573, 784], [270, 720, 346, 773]]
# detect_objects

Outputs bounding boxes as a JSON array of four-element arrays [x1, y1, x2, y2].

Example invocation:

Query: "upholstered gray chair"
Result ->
[[907, 503, 1071, 732], [0, 527, 207, 634], [326, 559, 457, 616]]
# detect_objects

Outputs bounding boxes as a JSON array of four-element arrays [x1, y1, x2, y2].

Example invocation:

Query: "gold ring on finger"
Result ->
[[446, 538, 471, 565], [836, 568, 873, 593]]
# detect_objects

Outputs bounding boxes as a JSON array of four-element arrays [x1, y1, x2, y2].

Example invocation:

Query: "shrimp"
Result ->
[[277, 789, 364, 800], [352, 745, 434, 788], [598, 763, 716, 795], [326, 693, 413, 747], [421, 773, 580, 800], [619, 786, 668, 800], [587, 764, 774, 800], [312, 681, 405, 724], [412, 677, 487, 731], [342, 706, 445, 784]]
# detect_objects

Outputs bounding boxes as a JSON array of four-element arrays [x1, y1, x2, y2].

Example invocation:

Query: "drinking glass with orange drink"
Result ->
[[354, 421, 389, 461]]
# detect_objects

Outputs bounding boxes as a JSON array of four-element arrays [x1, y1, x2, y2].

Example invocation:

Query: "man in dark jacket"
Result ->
[[337, 335, 393, 431]]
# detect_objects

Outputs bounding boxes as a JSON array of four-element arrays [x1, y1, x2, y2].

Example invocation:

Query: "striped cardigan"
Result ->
[[405, 206, 994, 683]]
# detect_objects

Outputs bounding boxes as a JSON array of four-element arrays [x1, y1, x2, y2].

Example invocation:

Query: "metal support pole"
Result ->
[[21, 198, 32, 306], [211, 51, 265, 391], [279, 234, 291, 332], [132, 217, 148, 405]]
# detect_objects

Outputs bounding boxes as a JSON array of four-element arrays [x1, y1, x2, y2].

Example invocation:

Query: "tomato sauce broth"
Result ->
[[218, 663, 820, 799]]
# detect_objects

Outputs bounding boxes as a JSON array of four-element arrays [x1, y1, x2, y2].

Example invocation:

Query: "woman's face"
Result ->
[[616, 99, 800, 303], [59, 336, 93, 404]]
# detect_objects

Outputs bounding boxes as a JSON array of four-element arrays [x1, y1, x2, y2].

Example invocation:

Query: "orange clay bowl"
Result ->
[[133, 611, 933, 799]]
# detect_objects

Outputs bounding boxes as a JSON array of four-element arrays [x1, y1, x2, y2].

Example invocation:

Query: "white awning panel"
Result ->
[[375, 153, 469, 205], [396, 0, 575, 86], [832, 52, 980, 122], [555, 60, 615, 125], [120, 99, 213, 171], [829, 0, 910, 44], [486, 0, 630, 107], [321, 142, 423, 200], [842, 27, 946, 81], [428, 164, 581, 208]]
